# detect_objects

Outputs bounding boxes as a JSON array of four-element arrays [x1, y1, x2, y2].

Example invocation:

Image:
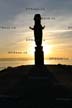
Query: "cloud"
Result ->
[[0, 0, 72, 59]]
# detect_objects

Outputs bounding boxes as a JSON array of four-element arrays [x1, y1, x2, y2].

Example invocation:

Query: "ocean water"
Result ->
[[0, 59, 34, 71], [0, 58, 72, 71]]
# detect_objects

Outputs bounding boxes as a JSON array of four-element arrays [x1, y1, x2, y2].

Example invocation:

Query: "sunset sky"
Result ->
[[0, 0, 72, 62]]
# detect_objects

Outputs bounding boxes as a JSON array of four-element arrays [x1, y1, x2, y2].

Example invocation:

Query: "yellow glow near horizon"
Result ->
[[43, 42, 53, 58], [26, 41, 53, 59], [0, 30, 72, 61]]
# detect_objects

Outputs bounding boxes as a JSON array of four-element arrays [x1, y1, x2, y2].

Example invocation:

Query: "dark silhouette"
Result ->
[[0, 65, 72, 107], [29, 14, 45, 65], [35, 46, 44, 65], [29, 14, 45, 46]]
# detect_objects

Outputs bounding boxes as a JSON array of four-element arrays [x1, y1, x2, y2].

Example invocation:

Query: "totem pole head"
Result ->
[[34, 14, 41, 24]]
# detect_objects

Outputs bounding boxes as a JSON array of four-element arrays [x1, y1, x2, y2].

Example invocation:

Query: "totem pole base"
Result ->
[[35, 46, 44, 65]]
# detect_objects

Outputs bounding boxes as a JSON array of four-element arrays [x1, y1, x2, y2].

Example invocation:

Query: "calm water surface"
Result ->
[[0, 59, 72, 71]]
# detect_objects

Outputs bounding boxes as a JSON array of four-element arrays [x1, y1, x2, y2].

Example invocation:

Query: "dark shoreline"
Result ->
[[0, 64, 72, 107]]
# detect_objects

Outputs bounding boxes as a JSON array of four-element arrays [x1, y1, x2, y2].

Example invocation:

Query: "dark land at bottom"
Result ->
[[0, 64, 72, 107]]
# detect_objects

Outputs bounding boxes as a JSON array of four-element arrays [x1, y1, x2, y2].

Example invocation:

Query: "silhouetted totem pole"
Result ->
[[29, 14, 45, 65]]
